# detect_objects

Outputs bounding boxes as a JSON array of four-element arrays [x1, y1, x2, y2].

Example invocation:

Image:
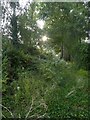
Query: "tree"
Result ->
[[10, 1, 19, 46], [37, 2, 88, 63]]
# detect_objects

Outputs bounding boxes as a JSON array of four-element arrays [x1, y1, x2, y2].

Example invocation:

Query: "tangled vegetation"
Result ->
[[2, 1, 89, 119]]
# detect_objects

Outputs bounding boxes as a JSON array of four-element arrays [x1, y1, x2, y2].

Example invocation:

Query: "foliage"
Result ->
[[2, 2, 89, 119], [2, 38, 40, 93], [74, 43, 88, 69], [2, 51, 89, 118], [37, 2, 88, 63], [2, 59, 89, 118]]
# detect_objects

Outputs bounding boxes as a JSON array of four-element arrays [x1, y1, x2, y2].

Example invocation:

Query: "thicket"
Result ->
[[2, 38, 89, 118], [2, 2, 89, 119]]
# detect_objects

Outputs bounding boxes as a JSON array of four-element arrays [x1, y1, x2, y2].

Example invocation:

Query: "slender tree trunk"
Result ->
[[63, 46, 71, 61], [60, 41, 64, 59], [10, 2, 18, 47], [60, 42, 71, 61]]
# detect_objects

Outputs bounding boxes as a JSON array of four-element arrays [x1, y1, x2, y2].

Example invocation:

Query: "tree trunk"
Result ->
[[60, 42, 71, 61]]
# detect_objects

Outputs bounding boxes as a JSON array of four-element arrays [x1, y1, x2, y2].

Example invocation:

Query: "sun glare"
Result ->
[[36, 19, 45, 29], [42, 36, 47, 42]]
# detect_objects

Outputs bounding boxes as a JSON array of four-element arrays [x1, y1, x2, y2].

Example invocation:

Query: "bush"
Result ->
[[74, 43, 88, 69]]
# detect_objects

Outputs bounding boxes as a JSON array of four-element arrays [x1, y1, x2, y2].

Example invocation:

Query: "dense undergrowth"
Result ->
[[2, 1, 90, 119], [2, 45, 89, 118]]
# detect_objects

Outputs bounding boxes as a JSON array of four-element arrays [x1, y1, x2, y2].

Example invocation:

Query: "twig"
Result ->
[[2, 114, 6, 118], [0, 104, 14, 118], [25, 97, 34, 118], [29, 113, 38, 118], [30, 113, 47, 118], [28, 101, 47, 114], [37, 113, 47, 118], [19, 114, 21, 118], [65, 89, 76, 98]]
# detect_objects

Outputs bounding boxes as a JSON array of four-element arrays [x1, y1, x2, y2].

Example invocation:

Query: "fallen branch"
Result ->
[[0, 104, 14, 118]]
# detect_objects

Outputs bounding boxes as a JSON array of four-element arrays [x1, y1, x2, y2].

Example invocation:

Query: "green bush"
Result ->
[[2, 40, 88, 118], [74, 43, 88, 69]]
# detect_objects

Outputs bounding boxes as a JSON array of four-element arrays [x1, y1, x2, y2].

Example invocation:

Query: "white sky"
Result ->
[[85, 37, 90, 43], [36, 19, 45, 29], [19, 0, 30, 8], [2, 0, 32, 8], [19, 0, 45, 30]]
